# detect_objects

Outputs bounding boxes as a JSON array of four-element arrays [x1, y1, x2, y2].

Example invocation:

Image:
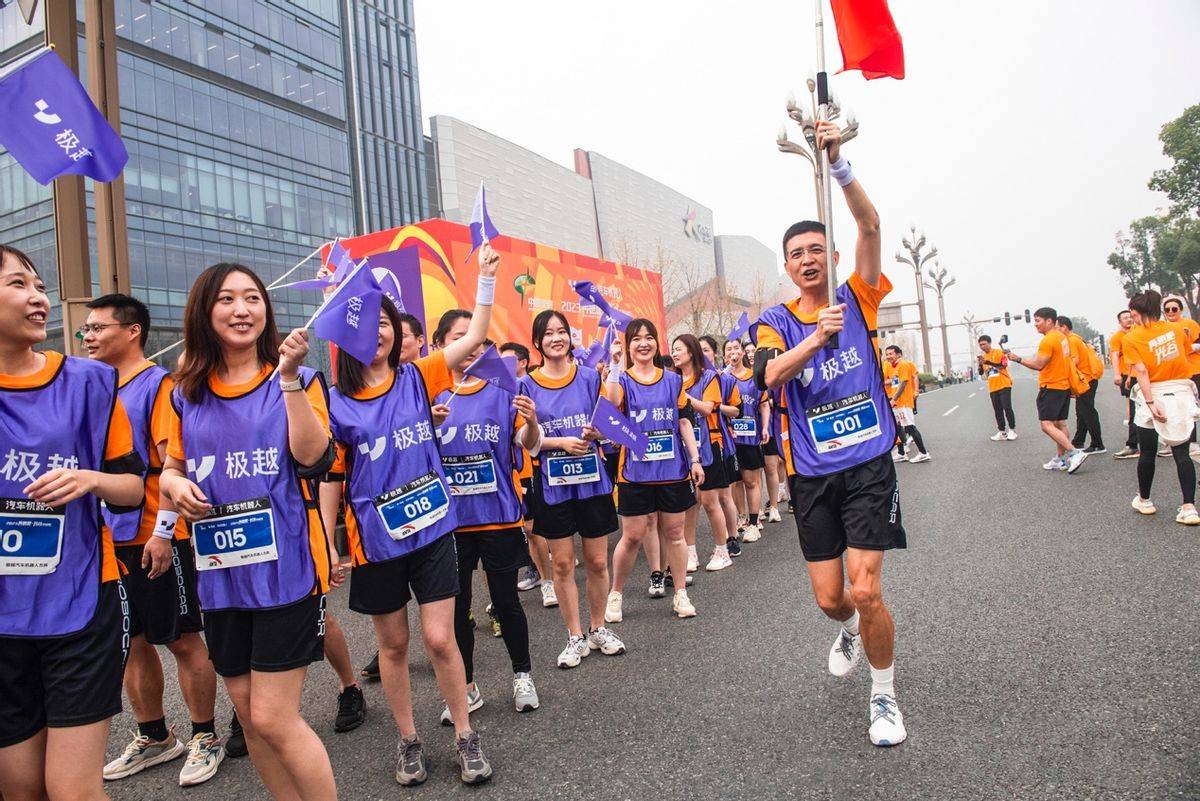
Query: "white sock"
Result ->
[[687, 545, 697, 558], [842, 610, 861, 636], [870, 663, 895, 698]]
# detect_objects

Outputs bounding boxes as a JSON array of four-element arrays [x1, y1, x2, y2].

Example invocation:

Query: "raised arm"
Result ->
[[816, 121, 881, 288], [440, 242, 500, 369]]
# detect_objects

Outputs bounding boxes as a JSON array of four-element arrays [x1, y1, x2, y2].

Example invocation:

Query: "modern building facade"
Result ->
[[0, 0, 430, 356]]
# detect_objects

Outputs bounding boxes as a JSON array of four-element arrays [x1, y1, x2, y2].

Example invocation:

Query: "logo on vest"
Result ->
[[358, 437, 387, 461], [187, 455, 215, 483], [438, 426, 458, 445], [632, 409, 648, 423]]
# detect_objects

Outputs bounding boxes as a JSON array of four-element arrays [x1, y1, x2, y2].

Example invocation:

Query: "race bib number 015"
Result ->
[[0, 498, 64, 575], [806, 392, 882, 453], [192, 497, 278, 571], [374, 473, 450, 540], [441, 453, 499, 496]]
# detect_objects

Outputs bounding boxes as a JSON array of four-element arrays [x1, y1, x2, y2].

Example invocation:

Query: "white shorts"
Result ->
[[893, 406, 915, 427]]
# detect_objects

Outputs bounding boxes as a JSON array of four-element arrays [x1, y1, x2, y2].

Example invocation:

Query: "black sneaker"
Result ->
[[360, 651, 380, 681], [335, 685, 366, 733], [726, 536, 742, 558], [1084, 445, 1107, 454], [787, 500, 796, 515], [663, 568, 674, 588], [225, 712, 247, 758], [648, 571, 666, 598]]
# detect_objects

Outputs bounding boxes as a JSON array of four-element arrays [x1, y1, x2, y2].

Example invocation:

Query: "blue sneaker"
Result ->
[[726, 537, 742, 558]]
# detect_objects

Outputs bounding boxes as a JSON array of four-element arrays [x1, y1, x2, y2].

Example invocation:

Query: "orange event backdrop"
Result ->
[[333, 219, 665, 352]]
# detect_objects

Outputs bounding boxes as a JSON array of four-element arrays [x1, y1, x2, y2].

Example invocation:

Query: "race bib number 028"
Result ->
[[0, 498, 64, 575], [731, 417, 757, 438], [805, 392, 882, 453], [192, 497, 278, 571]]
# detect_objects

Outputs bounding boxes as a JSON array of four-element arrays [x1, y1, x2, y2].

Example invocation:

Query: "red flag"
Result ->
[[830, 0, 905, 80]]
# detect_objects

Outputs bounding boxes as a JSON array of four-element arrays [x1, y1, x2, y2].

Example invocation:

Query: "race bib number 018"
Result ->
[[192, 497, 278, 571], [544, 451, 601, 486], [441, 453, 499, 496], [374, 473, 450, 540], [0, 498, 64, 575], [806, 392, 882, 454]]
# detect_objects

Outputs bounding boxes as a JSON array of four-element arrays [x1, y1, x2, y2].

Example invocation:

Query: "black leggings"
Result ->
[[453, 567, 531, 682], [1136, 426, 1195, 505], [895, 425, 927, 456], [990, 387, 1016, 431]]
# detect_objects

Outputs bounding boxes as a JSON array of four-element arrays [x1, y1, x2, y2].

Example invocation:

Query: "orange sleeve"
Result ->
[[146, 376, 175, 465], [104, 397, 135, 462], [756, 323, 785, 352], [1036, 334, 1055, 363], [848, 271, 893, 321], [702, 379, 722, 405], [677, 385, 689, 411], [304, 376, 331, 436], [329, 442, 347, 478], [415, 351, 454, 400], [166, 398, 185, 462], [728, 385, 742, 406], [611, 382, 625, 411]]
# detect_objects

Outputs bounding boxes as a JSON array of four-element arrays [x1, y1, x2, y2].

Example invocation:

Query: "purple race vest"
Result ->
[[0, 356, 117, 637], [519, 365, 612, 505], [105, 363, 168, 543], [715, 369, 737, 457], [435, 380, 522, 529], [753, 281, 895, 477], [683, 370, 717, 468], [732, 369, 762, 447], [330, 365, 457, 562], [174, 367, 325, 611], [617, 369, 688, 483]]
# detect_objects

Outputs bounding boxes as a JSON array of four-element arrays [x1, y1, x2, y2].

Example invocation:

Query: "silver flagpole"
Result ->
[[814, 0, 839, 349]]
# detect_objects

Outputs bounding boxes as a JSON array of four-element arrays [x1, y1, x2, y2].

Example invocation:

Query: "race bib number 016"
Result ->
[[192, 497, 278, 571], [806, 392, 882, 454], [638, 431, 675, 462], [374, 473, 450, 540], [0, 498, 64, 575], [441, 453, 499, 496], [544, 451, 601, 486]]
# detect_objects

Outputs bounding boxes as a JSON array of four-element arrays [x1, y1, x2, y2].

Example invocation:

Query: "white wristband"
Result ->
[[830, 156, 854, 187], [477, 275, 496, 306], [152, 510, 180, 540], [605, 361, 624, 385]]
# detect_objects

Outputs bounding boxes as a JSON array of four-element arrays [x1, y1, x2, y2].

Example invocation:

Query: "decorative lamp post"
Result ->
[[894, 225, 937, 374], [925, 262, 956, 377]]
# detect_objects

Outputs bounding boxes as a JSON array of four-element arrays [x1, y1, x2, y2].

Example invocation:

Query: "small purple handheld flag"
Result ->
[[599, 309, 633, 332], [274, 240, 357, 292], [592, 396, 647, 459], [581, 340, 608, 370], [0, 49, 128, 184], [464, 345, 518, 395], [465, 182, 500, 262], [313, 261, 383, 365], [727, 312, 751, 343]]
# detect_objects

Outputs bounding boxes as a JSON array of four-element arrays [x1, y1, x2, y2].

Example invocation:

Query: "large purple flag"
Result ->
[[727, 312, 751, 342], [592, 396, 647, 459], [465, 345, 518, 395], [313, 261, 383, 365], [0, 49, 128, 184], [465, 181, 500, 262]]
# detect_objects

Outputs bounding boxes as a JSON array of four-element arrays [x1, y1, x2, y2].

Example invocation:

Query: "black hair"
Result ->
[[672, 333, 707, 377], [433, 308, 471, 347], [885, 345, 902, 356], [978, 334, 992, 344], [782, 220, 826, 257], [398, 312, 423, 339], [1057, 316, 1073, 330], [1116, 309, 1132, 321], [531, 309, 573, 360], [698, 335, 721, 358], [0, 244, 38, 276], [87, 293, 151, 348], [1163, 298, 1184, 312], [1129, 290, 1162, 322], [1033, 307, 1057, 323], [499, 341, 529, 363], [335, 296, 403, 396], [624, 318, 661, 369]]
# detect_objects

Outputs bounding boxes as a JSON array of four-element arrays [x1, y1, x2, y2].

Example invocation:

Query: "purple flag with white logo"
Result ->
[[574, 280, 633, 332], [0, 49, 128, 184], [592, 396, 647, 459], [275, 240, 356, 292], [727, 312, 751, 342], [465, 181, 500, 262], [465, 345, 518, 395], [313, 261, 383, 365]]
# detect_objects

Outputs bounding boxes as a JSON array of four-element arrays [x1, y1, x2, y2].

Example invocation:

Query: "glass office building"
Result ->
[[0, 0, 430, 357]]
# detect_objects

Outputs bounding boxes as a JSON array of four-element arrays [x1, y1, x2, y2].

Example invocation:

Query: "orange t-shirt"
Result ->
[[1035, 330, 1072, 390], [882, 359, 918, 408], [1065, 333, 1104, 383], [1123, 320, 1193, 383], [1109, 329, 1129, 375], [980, 348, 1012, 393], [1176, 318, 1200, 376]]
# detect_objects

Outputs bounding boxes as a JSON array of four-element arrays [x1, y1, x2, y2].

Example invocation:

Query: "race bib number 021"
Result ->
[[0, 498, 64, 575], [192, 497, 278, 571], [441, 453, 499, 496], [374, 473, 450, 540], [805, 392, 882, 453]]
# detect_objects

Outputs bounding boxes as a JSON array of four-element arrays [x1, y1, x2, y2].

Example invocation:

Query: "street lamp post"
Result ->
[[925, 263, 956, 377], [894, 225, 937, 374], [776, 75, 859, 223]]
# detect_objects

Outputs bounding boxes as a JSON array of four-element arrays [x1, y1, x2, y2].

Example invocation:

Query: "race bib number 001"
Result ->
[[638, 431, 676, 462], [806, 392, 882, 454], [0, 498, 64, 575], [544, 451, 601, 486], [441, 453, 499, 496], [192, 497, 278, 571], [374, 473, 450, 540]]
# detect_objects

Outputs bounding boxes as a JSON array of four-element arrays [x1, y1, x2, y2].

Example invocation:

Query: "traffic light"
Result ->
[[1024, 309, 1031, 323], [1004, 311, 1011, 326]]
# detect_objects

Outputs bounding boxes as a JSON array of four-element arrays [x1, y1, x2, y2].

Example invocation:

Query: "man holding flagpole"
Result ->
[[753, 117, 907, 746]]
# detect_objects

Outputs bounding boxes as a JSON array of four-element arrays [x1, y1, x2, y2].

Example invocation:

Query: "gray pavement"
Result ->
[[105, 377, 1200, 800]]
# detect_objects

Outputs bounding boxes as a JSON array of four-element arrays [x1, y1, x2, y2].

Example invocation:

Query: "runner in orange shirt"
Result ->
[[1160, 297, 1200, 456], [882, 346, 930, 463], [1109, 310, 1139, 459], [1057, 316, 1106, 454], [976, 334, 1016, 441]]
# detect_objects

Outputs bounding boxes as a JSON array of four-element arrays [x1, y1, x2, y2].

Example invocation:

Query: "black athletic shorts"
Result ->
[[602, 449, 620, 485], [455, 526, 527, 574], [115, 541, 204, 645], [763, 437, 781, 458], [1036, 387, 1071, 422], [349, 533, 460, 614], [618, 479, 696, 516], [725, 453, 739, 478], [519, 477, 533, 518], [0, 581, 128, 747], [527, 470, 619, 539], [736, 443, 765, 472], [204, 593, 326, 677], [698, 441, 730, 491], [788, 453, 907, 562]]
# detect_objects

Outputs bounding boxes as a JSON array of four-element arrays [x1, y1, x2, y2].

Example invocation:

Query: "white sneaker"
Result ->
[[541, 581, 558, 608], [1158, 444, 1171, 457], [556, 636, 589, 669], [587, 626, 626, 655], [705, 547, 733, 571], [1176, 506, 1200, 525], [827, 628, 862, 677], [767, 507, 782, 523], [990, 431, 1007, 441], [1131, 496, 1157, 515], [672, 590, 697, 618], [1191, 442, 1200, 458], [686, 546, 699, 573], [178, 732, 225, 787], [741, 524, 761, 543], [1065, 449, 1088, 474], [1042, 456, 1064, 471], [604, 590, 623, 623], [908, 452, 931, 463], [513, 673, 539, 712], [892, 451, 908, 462], [104, 729, 187, 780], [868, 694, 907, 747], [440, 683, 484, 726], [1006, 430, 1018, 441]]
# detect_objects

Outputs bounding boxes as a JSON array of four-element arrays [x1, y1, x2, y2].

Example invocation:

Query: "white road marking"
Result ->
[[943, 405, 959, 417], [968, 392, 977, 398]]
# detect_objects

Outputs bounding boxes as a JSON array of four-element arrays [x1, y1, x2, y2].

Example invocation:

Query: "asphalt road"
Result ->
[[104, 376, 1200, 800]]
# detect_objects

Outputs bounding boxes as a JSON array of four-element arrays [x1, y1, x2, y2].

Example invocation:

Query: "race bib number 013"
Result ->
[[544, 451, 601, 486], [0, 498, 64, 575], [374, 473, 450, 540], [806, 392, 882, 454], [441, 453, 499, 496], [192, 497, 278, 571]]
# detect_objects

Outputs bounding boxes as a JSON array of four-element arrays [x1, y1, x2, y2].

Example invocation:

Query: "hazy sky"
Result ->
[[414, 1, 1200, 359]]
